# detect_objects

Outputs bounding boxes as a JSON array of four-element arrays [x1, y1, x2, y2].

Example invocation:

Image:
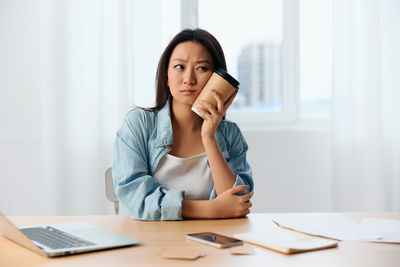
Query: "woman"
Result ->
[[113, 29, 253, 220]]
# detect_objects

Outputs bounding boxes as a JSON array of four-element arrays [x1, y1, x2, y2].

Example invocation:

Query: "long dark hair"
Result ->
[[148, 28, 227, 111]]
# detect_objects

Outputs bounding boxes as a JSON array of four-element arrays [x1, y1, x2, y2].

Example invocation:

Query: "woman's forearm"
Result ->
[[202, 137, 236, 195], [182, 186, 253, 219], [182, 199, 216, 219]]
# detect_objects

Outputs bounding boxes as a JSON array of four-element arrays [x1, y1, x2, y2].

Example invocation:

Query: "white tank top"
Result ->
[[153, 152, 213, 200]]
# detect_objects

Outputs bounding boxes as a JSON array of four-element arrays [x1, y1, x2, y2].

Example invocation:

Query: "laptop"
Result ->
[[0, 212, 140, 257]]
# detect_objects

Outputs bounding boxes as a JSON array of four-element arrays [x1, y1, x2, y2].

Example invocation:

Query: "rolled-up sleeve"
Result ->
[[209, 122, 254, 199], [112, 111, 184, 221]]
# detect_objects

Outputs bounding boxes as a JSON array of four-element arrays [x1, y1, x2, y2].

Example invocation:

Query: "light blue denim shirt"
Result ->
[[112, 100, 253, 221]]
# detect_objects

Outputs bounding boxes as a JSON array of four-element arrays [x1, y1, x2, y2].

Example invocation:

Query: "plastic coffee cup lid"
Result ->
[[214, 68, 240, 90]]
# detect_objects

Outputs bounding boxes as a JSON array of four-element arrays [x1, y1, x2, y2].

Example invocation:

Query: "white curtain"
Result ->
[[0, 0, 140, 215], [0, 0, 171, 216], [39, 0, 135, 215], [332, 0, 400, 211]]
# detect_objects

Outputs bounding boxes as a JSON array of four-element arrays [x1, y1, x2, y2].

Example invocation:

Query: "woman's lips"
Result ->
[[180, 89, 196, 95]]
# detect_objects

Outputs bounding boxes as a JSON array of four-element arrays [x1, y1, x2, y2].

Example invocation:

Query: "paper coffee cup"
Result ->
[[191, 68, 239, 118]]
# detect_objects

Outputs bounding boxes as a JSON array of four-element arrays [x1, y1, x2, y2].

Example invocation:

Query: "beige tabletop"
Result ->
[[1, 212, 399, 266]]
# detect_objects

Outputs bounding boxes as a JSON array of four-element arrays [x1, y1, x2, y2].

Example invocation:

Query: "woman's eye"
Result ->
[[174, 64, 184, 70], [197, 66, 208, 71]]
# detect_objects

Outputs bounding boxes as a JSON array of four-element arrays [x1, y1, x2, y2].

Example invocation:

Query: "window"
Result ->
[[196, 0, 300, 128], [198, 0, 284, 112], [299, 0, 332, 119], [133, 0, 331, 128]]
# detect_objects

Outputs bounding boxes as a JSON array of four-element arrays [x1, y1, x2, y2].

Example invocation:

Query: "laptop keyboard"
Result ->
[[21, 226, 96, 249]]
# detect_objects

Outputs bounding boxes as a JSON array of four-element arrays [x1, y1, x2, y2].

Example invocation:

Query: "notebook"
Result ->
[[234, 225, 338, 254], [0, 212, 140, 257]]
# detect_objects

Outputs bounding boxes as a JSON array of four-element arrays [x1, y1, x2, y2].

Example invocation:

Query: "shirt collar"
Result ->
[[155, 99, 174, 147], [154, 98, 229, 158]]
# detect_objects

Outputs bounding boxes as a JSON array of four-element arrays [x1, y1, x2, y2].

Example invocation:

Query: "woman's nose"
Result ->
[[183, 69, 196, 85]]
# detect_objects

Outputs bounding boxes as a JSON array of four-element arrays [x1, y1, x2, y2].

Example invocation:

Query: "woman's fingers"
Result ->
[[210, 89, 238, 114], [223, 90, 238, 113], [213, 185, 253, 218], [231, 185, 249, 195], [244, 201, 252, 209], [198, 100, 221, 118], [212, 90, 224, 112], [196, 89, 238, 120], [195, 103, 211, 119], [242, 191, 254, 202], [239, 209, 251, 217], [196, 90, 238, 119]]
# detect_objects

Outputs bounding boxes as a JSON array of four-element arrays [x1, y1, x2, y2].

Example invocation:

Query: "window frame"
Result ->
[[182, 0, 301, 129]]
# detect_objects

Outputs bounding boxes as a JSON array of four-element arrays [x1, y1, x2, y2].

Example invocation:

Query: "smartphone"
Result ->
[[186, 232, 243, 248]]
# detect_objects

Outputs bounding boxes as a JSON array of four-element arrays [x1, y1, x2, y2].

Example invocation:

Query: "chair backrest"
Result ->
[[105, 167, 119, 215]]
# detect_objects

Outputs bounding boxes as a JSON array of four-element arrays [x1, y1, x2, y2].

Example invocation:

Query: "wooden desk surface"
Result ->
[[1, 212, 399, 266]]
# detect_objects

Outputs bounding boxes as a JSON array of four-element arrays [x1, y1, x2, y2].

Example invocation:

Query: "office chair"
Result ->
[[105, 167, 119, 215]]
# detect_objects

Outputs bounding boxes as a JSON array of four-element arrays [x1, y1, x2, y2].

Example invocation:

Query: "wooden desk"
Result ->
[[1, 212, 399, 266]]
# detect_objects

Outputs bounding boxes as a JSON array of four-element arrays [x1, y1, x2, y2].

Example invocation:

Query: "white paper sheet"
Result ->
[[273, 217, 400, 242], [359, 218, 400, 243]]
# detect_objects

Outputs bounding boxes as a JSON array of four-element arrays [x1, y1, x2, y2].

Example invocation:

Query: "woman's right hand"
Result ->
[[211, 185, 253, 218]]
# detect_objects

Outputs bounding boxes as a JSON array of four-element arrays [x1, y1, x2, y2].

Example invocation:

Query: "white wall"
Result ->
[[244, 129, 332, 213]]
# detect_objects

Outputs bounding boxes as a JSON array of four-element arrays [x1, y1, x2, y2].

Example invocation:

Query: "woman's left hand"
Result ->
[[195, 89, 238, 141]]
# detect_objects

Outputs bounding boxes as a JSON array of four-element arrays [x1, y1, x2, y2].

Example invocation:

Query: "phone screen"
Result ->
[[187, 232, 243, 248]]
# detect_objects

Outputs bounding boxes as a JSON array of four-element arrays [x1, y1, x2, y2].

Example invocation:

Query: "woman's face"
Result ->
[[167, 41, 214, 107]]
